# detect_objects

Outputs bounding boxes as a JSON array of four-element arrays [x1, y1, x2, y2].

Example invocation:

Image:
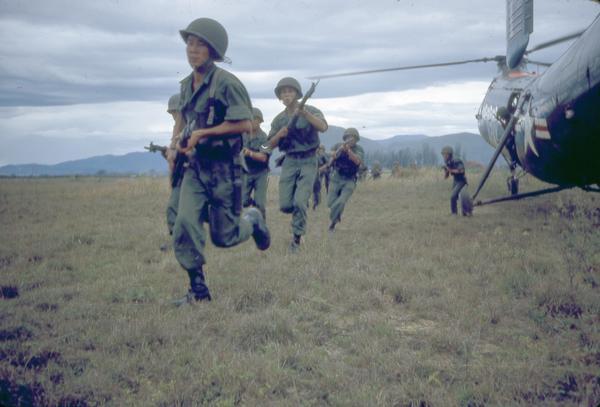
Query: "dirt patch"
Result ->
[[545, 302, 583, 319], [0, 327, 33, 342], [0, 286, 19, 299], [0, 350, 62, 371]]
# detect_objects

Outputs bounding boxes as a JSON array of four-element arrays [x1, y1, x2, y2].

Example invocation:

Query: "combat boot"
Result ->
[[243, 207, 270, 250], [172, 268, 212, 307], [288, 234, 302, 253]]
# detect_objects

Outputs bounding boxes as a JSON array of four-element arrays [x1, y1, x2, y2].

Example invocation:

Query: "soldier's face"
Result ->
[[279, 87, 298, 106], [186, 35, 210, 69], [442, 152, 450, 162], [252, 118, 261, 132]]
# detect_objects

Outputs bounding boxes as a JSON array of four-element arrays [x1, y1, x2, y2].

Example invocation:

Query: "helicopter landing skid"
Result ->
[[474, 185, 571, 206]]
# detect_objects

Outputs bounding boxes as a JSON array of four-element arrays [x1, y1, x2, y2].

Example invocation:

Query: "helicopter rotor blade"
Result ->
[[524, 30, 584, 55], [307, 57, 503, 80]]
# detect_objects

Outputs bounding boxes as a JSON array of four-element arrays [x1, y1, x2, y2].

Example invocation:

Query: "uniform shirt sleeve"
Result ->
[[304, 105, 327, 129], [216, 73, 253, 122], [268, 113, 285, 139]]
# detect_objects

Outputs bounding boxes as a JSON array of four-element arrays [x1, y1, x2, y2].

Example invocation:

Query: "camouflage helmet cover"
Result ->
[[343, 127, 360, 141], [180, 18, 228, 61], [167, 93, 180, 113], [274, 77, 303, 99], [252, 107, 264, 122], [441, 146, 453, 156]]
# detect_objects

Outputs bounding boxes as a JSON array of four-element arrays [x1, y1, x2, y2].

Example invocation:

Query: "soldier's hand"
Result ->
[[179, 129, 206, 153]]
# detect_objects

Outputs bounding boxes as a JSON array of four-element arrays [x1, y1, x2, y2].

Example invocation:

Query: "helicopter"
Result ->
[[309, 0, 600, 207]]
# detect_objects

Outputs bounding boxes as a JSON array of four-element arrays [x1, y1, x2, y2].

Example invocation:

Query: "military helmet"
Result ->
[[180, 18, 228, 61], [274, 77, 303, 99], [252, 107, 263, 122], [441, 146, 453, 156], [167, 93, 180, 113], [343, 127, 360, 141]]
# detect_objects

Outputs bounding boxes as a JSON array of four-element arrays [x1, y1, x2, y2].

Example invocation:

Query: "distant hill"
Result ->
[[321, 126, 494, 166], [0, 129, 496, 176], [0, 152, 167, 177]]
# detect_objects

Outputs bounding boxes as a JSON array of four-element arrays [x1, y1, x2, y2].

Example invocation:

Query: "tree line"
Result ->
[[363, 143, 465, 168]]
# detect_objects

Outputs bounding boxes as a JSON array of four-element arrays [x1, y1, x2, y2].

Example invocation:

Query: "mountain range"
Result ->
[[0, 127, 495, 177]]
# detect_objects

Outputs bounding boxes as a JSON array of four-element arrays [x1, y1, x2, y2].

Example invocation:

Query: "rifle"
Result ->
[[171, 119, 196, 188], [144, 142, 168, 158], [262, 80, 319, 153]]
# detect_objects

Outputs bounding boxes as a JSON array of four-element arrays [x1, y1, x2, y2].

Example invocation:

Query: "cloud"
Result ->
[[0, 0, 597, 164]]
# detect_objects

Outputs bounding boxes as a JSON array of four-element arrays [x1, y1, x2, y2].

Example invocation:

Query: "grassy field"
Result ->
[[0, 170, 598, 406]]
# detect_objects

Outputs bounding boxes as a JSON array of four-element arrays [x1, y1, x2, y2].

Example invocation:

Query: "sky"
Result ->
[[0, 0, 598, 165]]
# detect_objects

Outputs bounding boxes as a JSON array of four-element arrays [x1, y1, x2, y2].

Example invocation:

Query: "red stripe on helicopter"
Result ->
[[534, 118, 551, 140]]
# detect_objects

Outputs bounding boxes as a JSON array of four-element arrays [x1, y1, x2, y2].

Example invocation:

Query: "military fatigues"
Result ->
[[164, 95, 182, 235], [166, 184, 180, 235], [312, 150, 330, 209], [243, 129, 270, 219], [327, 144, 365, 225], [172, 63, 254, 298], [269, 105, 327, 237], [446, 158, 467, 214]]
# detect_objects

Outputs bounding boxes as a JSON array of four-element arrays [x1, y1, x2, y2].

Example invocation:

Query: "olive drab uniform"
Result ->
[[312, 147, 329, 210], [166, 94, 182, 235], [269, 105, 327, 241], [173, 63, 257, 299], [327, 141, 364, 228], [446, 157, 467, 214], [243, 128, 270, 219], [371, 161, 382, 179]]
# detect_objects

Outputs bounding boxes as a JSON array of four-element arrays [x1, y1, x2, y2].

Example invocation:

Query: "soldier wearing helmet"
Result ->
[[242, 107, 270, 219], [170, 18, 270, 306], [326, 128, 364, 233], [441, 145, 468, 215], [267, 77, 328, 252]]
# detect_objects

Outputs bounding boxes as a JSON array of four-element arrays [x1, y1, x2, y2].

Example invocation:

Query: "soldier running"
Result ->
[[170, 18, 270, 305], [267, 77, 328, 252], [327, 128, 364, 232]]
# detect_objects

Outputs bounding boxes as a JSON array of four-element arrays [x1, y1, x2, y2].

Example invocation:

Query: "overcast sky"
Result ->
[[0, 0, 598, 165]]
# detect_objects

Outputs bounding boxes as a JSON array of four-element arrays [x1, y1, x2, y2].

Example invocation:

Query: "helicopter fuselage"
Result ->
[[476, 15, 600, 187]]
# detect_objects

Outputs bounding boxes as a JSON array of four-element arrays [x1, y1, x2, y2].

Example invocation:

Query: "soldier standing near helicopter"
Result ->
[[267, 77, 328, 252], [169, 18, 270, 305], [441, 146, 467, 215]]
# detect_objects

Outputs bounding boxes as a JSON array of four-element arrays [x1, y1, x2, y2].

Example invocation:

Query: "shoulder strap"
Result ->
[[206, 67, 223, 126]]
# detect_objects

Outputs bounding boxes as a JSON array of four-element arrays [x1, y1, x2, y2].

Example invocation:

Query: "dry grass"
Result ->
[[0, 171, 598, 406]]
